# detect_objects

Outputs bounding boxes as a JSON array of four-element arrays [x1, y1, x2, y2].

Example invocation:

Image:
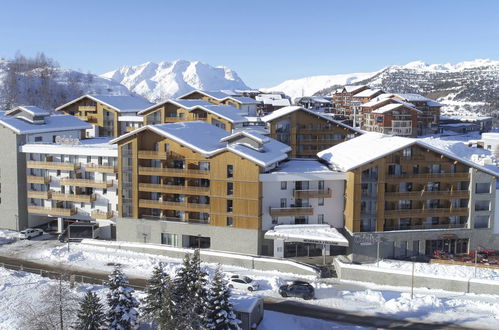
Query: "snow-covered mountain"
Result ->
[[101, 60, 250, 102]]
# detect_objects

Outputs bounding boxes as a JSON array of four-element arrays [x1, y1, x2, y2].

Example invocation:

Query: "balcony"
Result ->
[[27, 190, 51, 199], [386, 172, 470, 183], [28, 205, 76, 217], [51, 192, 97, 203], [269, 206, 314, 217], [138, 150, 184, 160], [138, 167, 209, 178], [141, 215, 210, 224], [138, 183, 209, 195], [294, 188, 331, 199], [27, 176, 51, 184], [78, 106, 96, 111], [27, 161, 81, 171], [85, 164, 117, 173], [60, 178, 114, 188], [383, 223, 468, 231], [139, 199, 210, 212], [164, 117, 186, 122], [384, 207, 469, 218], [384, 190, 470, 201], [91, 210, 114, 219]]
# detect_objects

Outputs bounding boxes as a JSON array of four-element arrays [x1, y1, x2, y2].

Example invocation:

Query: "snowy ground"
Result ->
[[1, 234, 499, 329]]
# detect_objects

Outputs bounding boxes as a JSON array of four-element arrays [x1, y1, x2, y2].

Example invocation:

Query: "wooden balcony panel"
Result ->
[[139, 199, 210, 212], [294, 188, 332, 199], [91, 210, 114, 219], [386, 172, 470, 183], [138, 167, 209, 178], [27, 190, 51, 199], [384, 207, 469, 219], [137, 150, 185, 160], [85, 164, 117, 173], [60, 178, 114, 188], [141, 215, 210, 224], [269, 206, 314, 217], [27, 161, 81, 171], [78, 106, 96, 111], [27, 176, 51, 184], [51, 193, 96, 203], [384, 190, 470, 201], [138, 183, 210, 195], [28, 206, 76, 217]]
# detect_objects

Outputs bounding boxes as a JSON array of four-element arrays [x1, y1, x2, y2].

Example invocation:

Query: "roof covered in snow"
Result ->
[[0, 113, 91, 135], [372, 103, 422, 114], [55, 94, 153, 113], [179, 90, 261, 105], [264, 224, 349, 246], [5, 105, 51, 117], [353, 89, 383, 98], [230, 295, 262, 313], [271, 159, 333, 174], [361, 96, 414, 108]]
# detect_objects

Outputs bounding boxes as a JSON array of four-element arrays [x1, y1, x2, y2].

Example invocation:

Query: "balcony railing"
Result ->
[[139, 199, 210, 212], [386, 172, 470, 182], [269, 206, 314, 217], [27, 176, 51, 184], [27, 161, 80, 171], [138, 183, 210, 195], [85, 164, 117, 173], [384, 207, 469, 218], [141, 215, 210, 224], [91, 210, 114, 219], [60, 178, 114, 188], [78, 106, 96, 111], [137, 150, 184, 160], [28, 205, 76, 216], [383, 223, 468, 231], [51, 192, 97, 203], [293, 188, 331, 199], [27, 190, 51, 199], [138, 167, 209, 178], [384, 190, 470, 201]]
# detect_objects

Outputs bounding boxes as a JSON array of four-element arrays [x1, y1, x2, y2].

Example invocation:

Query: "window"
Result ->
[[227, 182, 233, 195], [317, 214, 324, 224], [280, 198, 287, 208], [475, 200, 490, 211], [164, 143, 170, 153], [318, 180, 325, 190], [402, 147, 412, 157], [226, 217, 234, 227], [103, 188, 107, 195], [227, 165, 233, 178], [80, 202, 84, 208], [34, 136, 42, 142], [56, 170, 61, 177], [199, 161, 210, 171], [280, 181, 287, 190], [271, 217, 278, 224], [226, 200, 233, 212], [476, 183, 490, 194], [87, 156, 91, 163], [161, 233, 178, 246], [318, 198, 324, 206], [474, 215, 489, 229]]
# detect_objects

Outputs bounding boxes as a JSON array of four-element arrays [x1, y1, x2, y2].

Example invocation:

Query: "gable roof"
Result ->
[[0, 113, 91, 135], [372, 103, 422, 114], [353, 89, 383, 98], [178, 90, 261, 105], [55, 94, 154, 113], [361, 96, 414, 108], [5, 105, 51, 117]]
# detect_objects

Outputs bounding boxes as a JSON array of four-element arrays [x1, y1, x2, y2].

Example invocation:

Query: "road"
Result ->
[[0, 253, 470, 330]]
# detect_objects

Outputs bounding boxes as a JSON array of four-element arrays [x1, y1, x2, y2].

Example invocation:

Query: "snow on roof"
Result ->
[[372, 103, 422, 114], [110, 121, 290, 167], [230, 295, 262, 313], [353, 89, 382, 98], [203, 105, 247, 123], [21, 138, 117, 156], [343, 85, 366, 93], [6, 105, 50, 117], [220, 130, 271, 144], [231, 96, 261, 104], [361, 96, 414, 108], [0, 113, 91, 135], [271, 159, 333, 174], [264, 225, 349, 246], [179, 90, 261, 105], [395, 93, 443, 107], [138, 99, 213, 115], [118, 115, 144, 122], [56, 95, 153, 113], [441, 115, 493, 122]]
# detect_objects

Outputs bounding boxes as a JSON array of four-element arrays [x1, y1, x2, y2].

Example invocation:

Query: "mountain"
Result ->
[[101, 60, 250, 102]]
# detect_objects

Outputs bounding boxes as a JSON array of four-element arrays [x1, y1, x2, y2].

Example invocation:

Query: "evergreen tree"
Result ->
[[75, 291, 105, 330], [107, 266, 139, 330], [156, 286, 176, 330], [203, 267, 240, 330], [142, 262, 171, 323]]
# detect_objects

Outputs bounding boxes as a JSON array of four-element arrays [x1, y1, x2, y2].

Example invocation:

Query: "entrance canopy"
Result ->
[[265, 225, 349, 247]]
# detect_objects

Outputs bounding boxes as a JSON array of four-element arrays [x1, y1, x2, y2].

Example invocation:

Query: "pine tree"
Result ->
[[156, 286, 176, 330], [142, 262, 171, 323], [75, 291, 105, 330], [203, 267, 240, 330], [107, 266, 139, 330]]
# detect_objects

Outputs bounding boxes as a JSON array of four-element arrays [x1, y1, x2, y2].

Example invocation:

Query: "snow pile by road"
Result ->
[[0, 229, 17, 245]]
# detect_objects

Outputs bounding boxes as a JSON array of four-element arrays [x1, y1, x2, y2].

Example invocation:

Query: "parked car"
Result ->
[[228, 275, 259, 291], [279, 280, 315, 300], [18, 228, 43, 240]]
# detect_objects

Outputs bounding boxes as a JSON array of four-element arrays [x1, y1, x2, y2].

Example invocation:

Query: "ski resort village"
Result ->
[[3, 1, 499, 329]]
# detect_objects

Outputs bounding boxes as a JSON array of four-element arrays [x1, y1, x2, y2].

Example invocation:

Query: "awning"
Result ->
[[264, 224, 349, 247]]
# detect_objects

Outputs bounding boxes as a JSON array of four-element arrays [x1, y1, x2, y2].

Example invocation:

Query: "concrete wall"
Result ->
[[81, 238, 320, 277], [334, 257, 499, 295], [0, 128, 27, 230]]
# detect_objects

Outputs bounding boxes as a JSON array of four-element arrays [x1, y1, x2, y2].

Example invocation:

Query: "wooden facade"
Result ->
[[332, 85, 369, 115]]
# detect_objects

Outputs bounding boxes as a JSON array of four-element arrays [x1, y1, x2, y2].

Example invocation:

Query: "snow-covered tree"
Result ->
[[142, 262, 171, 323], [107, 266, 139, 330], [75, 290, 105, 330], [156, 286, 176, 330], [203, 267, 240, 330]]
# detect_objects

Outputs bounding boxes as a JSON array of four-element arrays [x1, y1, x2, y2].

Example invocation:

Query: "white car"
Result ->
[[228, 275, 259, 292], [18, 228, 43, 240]]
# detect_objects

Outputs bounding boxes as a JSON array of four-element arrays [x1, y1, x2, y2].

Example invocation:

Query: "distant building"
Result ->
[[178, 90, 261, 116], [255, 93, 291, 115], [440, 115, 493, 134], [294, 96, 332, 112], [331, 85, 369, 115]]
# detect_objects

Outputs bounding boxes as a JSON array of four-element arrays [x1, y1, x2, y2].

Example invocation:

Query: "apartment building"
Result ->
[[294, 97, 333, 112], [21, 138, 118, 238], [56, 94, 153, 137], [0, 106, 91, 230], [179, 90, 260, 116], [331, 85, 369, 115], [318, 132, 498, 262], [261, 106, 361, 158], [138, 99, 247, 132], [391, 94, 441, 135], [351, 89, 384, 104], [110, 121, 292, 255]]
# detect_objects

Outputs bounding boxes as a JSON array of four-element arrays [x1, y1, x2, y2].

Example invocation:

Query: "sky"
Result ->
[[1, 0, 499, 87]]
